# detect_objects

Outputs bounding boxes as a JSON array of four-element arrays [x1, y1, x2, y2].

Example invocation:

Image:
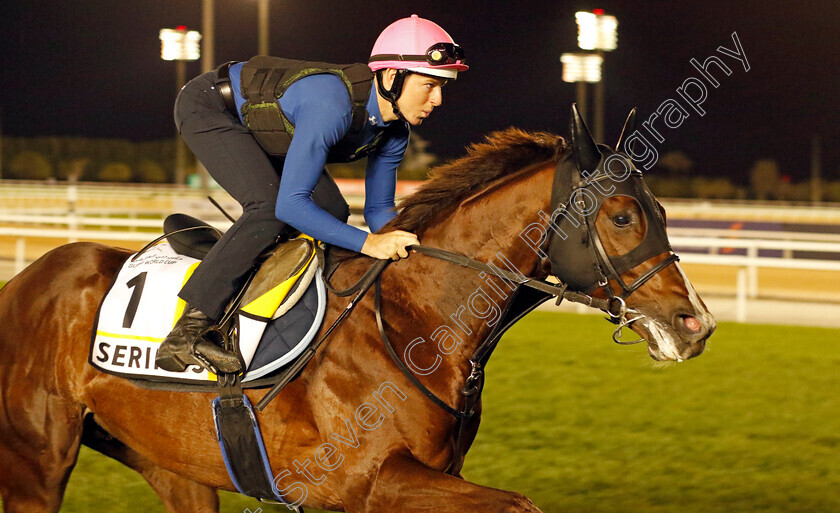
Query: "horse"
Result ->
[[0, 109, 714, 513]]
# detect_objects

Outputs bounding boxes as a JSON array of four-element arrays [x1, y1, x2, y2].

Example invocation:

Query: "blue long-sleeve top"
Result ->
[[229, 62, 409, 252]]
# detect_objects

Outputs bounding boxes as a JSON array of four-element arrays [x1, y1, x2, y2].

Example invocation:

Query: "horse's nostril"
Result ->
[[682, 315, 702, 333]]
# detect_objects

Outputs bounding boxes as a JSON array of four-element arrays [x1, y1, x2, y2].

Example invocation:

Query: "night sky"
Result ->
[[2, 0, 838, 185]]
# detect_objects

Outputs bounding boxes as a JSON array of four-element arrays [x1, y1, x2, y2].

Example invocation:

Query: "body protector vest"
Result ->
[[239, 56, 383, 163]]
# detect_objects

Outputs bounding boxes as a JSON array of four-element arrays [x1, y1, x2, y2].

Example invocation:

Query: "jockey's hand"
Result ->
[[361, 230, 419, 260]]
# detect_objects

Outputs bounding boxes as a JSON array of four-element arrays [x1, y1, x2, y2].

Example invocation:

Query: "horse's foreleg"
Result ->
[[349, 454, 543, 513], [82, 416, 220, 513]]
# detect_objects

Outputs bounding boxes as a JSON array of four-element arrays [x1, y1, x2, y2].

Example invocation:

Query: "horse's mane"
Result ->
[[385, 128, 567, 234]]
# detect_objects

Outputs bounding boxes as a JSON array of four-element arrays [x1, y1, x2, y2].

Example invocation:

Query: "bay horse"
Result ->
[[0, 109, 714, 512]]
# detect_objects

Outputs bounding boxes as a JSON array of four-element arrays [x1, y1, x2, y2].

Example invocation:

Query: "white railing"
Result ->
[[670, 236, 840, 322], [2, 220, 838, 319], [4, 184, 839, 324], [0, 226, 159, 275], [0, 213, 370, 277], [0, 213, 166, 229], [0, 180, 370, 216], [662, 199, 840, 223], [668, 227, 840, 243]]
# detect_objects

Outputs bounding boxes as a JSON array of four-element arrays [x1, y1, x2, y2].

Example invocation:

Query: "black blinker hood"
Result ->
[[543, 106, 674, 297]]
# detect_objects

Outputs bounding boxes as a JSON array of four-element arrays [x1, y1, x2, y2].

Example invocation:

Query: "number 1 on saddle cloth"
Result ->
[[89, 235, 321, 382]]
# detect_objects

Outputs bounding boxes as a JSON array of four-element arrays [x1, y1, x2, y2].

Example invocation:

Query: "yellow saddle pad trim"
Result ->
[[172, 261, 200, 327], [240, 247, 316, 319]]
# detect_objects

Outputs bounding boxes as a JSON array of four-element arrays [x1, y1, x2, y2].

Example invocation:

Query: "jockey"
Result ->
[[156, 14, 468, 374]]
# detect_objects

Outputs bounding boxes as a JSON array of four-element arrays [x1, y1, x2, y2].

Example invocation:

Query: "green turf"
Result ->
[[465, 314, 840, 513], [2, 312, 839, 512]]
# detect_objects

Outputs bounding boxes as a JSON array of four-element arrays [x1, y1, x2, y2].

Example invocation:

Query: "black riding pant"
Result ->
[[174, 70, 349, 320]]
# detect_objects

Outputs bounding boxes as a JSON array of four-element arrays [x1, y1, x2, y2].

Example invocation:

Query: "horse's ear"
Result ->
[[616, 107, 637, 151], [570, 103, 602, 172]]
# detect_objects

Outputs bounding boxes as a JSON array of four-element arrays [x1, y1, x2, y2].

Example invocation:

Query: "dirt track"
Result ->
[[680, 263, 840, 302]]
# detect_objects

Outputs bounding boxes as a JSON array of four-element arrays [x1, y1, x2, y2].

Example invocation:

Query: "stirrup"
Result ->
[[189, 342, 223, 375], [196, 326, 244, 374]]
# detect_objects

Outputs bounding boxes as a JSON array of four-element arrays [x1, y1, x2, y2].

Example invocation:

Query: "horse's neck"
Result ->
[[401, 163, 555, 364]]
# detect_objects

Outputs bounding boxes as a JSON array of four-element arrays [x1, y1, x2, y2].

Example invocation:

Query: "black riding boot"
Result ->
[[155, 307, 242, 374]]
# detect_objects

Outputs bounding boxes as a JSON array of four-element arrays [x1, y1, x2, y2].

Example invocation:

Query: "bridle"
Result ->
[[540, 152, 679, 344]]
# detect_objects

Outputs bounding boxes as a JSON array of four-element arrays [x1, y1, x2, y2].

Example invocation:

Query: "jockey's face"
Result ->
[[396, 73, 447, 126], [378, 69, 447, 126]]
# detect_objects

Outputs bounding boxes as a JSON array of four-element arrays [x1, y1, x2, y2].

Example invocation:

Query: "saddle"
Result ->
[[89, 213, 334, 509], [89, 214, 329, 390]]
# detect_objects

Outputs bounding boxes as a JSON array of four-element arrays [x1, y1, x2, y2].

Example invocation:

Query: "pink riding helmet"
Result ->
[[369, 14, 468, 80]]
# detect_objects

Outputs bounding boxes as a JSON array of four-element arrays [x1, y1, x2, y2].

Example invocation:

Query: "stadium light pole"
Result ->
[[160, 26, 201, 185], [0, 107, 4, 179], [811, 135, 822, 204], [574, 10, 617, 143], [258, 0, 270, 55], [193, 0, 215, 191], [560, 53, 603, 122], [202, 0, 214, 73]]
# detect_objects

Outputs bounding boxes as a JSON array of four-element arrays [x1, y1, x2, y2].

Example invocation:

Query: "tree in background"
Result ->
[[99, 162, 132, 182], [7, 151, 52, 180], [750, 159, 781, 200], [658, 150, 694, 177], [326, 133, 437, 181], [776, 178, 811, 202], [691, 177, 741, 199], [2, 136, 838, 202], [825, 181, 840, 203], [2, 136, 176, 183], [56, 158, 90, 181], [398, 133, 436, 180], [646, 175, 690, 198], [136, 159, 168, 183], [325, 159, 365, 179], [648, 150, 695, 198]]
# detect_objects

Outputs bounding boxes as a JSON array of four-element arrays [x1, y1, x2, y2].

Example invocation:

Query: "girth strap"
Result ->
[[213, 374, 295, 504]]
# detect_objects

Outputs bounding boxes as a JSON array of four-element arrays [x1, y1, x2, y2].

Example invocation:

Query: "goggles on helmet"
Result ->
[[369, 42, 466, 67]]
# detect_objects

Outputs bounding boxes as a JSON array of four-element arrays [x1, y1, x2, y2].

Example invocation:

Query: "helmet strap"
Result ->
[[375, 69, 409, 123]]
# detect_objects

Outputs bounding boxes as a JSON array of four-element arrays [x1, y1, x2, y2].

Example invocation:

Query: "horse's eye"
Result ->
[[613, 214, 632, 227]]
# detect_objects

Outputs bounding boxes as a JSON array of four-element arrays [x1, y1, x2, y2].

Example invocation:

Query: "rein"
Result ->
[[256, 242, 615, 414], [374, 244, 638, 420], [256, 237, 674, 470], [254, 258, 389, 411], [409, 245, 617, 313], [255, 157, 680, 461], [373, 243, 647, 475]]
